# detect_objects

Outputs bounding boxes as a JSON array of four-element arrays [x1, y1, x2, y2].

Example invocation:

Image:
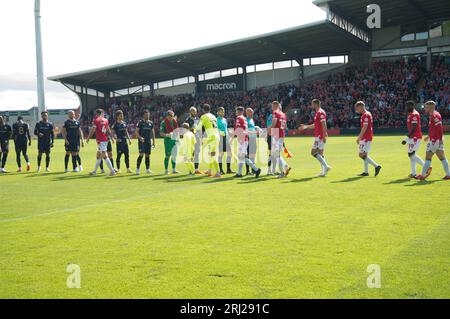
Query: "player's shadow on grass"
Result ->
[[285, 177, 315, 183], [165, 176, 201, 183], [25, 172, 66, 177], [236, 176, 271, 184], [383, 178, 411, 185], [404, 179, 440, 186], [153, 174, 187, 180], [331, 176, 365, 183], [128, 173, 165, 180], [110, 173, 134, 178], [51, 174, 102, 181], [202, 176, 236, 183]]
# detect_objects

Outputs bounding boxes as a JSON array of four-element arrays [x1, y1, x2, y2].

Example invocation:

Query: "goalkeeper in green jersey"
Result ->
[[160, 110, 179, 175], [196, 104, 221, 178]]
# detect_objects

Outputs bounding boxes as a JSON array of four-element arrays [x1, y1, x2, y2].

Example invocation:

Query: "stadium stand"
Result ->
[[418, 56, 450, 124], [75, 57, 447, 137], [44, 0, 449, 137]]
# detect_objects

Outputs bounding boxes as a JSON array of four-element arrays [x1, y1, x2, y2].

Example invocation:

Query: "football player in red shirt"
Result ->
[[403, 100, 426, 178], [416, 100, 450, 180], [270, 101, 291, 178], [298, 99, 332, 177], [355, 101, 382, 177], [86, 109, 116, 176]]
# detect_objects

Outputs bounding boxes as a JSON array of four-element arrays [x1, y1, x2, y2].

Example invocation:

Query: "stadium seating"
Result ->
[[81, 57, 449, 136]]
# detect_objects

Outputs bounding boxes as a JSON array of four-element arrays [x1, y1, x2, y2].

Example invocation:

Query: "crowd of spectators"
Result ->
[[289, 57, 424, 129], [418, 56, 450, 124], [80, 56, 449, 135]]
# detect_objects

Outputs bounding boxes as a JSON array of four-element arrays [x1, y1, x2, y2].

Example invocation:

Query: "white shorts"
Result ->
[[407, 138, 421, 153], [426, 140, 444, 153], [271, 137, 284, 152], [312, 137, 325, 150], [97, 141, 108, 152], [238, 141, 248, 157], [359, 140, 372, 154]]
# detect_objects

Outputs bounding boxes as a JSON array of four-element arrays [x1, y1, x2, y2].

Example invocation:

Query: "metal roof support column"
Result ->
[[299, 59, 304, 81], [194, 75, 199, 97], [79, 86, 86, 116], [103, 91, 110, 109], [150, 83, 155, 97], [80, 86, 84, 109], [83, 87, 88, 114], [242, 67, 247, 92]]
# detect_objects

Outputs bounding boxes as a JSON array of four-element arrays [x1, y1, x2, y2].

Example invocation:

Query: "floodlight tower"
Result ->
[[34, 0, 46, 115]]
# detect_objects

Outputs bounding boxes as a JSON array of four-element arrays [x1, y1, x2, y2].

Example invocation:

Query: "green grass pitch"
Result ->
[[0, 135, 449, 298]]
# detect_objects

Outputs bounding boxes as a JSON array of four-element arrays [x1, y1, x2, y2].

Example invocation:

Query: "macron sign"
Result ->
[[198, 75, 243, 93], [206, 82, 236, 91]]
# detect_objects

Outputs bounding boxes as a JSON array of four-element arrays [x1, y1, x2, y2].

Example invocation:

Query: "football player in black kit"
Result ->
[[62, 110, 84, 172], [111, 110, 132, 173], [0, 115, 12, 173], [34, 111, 54, 172], [12, 116, 31, 172], [135, 109, 156, 175]]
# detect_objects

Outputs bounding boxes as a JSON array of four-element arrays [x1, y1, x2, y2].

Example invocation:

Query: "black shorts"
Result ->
[[107, 141, 112, 153], [138, 141, 152, 154], [0, 141, 9, 153], [15, 141, 27, 153], [220, 135, 227, 152], [116, 142, 129, 155], [65, 141, 80, 152], [38, 140, 51, 153], [267, 135, 272, 150]]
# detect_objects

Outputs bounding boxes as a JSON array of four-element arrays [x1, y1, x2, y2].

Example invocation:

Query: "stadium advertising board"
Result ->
[[372, 46, 427, 58], [197, 75, 243, 93]]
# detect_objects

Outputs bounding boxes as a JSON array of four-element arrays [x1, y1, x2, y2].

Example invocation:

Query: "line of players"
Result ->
[[0, 102, 286, 178], [82, 102, 291, 178], [296, 98, 448, 180], [0, 99, 449, 180], [0, 113, 54, 173]]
